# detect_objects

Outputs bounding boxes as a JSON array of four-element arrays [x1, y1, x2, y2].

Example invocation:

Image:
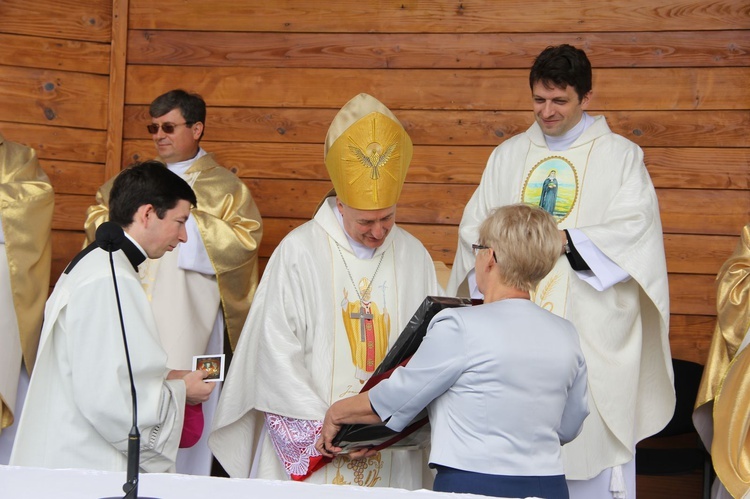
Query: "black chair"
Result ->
[[635, 358, 713, 499]]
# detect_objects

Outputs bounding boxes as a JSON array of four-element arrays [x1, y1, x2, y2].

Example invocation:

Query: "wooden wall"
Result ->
[[3, 1, 748, 362], [1, 3, 748, 492]]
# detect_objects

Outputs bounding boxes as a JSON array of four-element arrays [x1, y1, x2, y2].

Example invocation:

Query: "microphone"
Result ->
[[97, 221, 158, 499], [96, 221, 126, 253]]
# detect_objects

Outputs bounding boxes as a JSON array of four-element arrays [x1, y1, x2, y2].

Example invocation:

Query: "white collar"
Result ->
[[166, 148, 207, 175], [544, 113, 594, 151]]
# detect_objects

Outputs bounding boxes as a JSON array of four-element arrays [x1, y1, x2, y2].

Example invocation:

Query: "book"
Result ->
[[332, 295, 473, 452]]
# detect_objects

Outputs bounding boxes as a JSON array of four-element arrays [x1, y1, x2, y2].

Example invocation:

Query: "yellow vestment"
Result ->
[[0, 133, 53, 431], [83, 153, 262, 350], [694, 224, 750, 498]]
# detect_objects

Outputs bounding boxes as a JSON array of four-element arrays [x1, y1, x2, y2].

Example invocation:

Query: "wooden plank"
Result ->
[[127, 30, 750, 69], [665, 234, 740, 275], [104, 0, 129, 180], [125, 66, 749, 111], [0, 65, 109, 129], [39, 160, 105, 196], [0, 0, 111, 43], [129, 0, 748, 32], [0, 33, 110, 75], [0, 122, 107, 163], [669, 273, 717, 316], [658, 189, 750, 236], [53, 194, 96, 231], [668, 314, 716, 366], [123, 140, 749, 191], [123, 105, 750, 148], [122, 139, 493, 184], [51, 229, 85, 284], [645, 148, 750, 190], [249, 183, 748, 234], [607, 110, 750, 148], [247, 179, 474, 225]]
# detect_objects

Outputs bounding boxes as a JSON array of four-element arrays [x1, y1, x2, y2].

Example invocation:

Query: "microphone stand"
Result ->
[[99, 237, 158, 499]]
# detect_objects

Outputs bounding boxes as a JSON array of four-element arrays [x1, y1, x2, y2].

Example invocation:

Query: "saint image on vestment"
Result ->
[[539, 170, 559, 215], [522, 156, 578, 222], [341, 277, 391, 382]]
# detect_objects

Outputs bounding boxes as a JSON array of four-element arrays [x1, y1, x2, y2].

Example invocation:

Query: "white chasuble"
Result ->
[[316, 239, 399, 486], [447, 117, 673, 482], [520, 146, 589, 317]]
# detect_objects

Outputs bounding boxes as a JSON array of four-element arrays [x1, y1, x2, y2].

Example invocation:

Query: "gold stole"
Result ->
[[520, 144, 592, 314], [315, 238, 399, 487]]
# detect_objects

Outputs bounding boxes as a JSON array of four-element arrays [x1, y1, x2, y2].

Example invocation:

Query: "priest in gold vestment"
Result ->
[[694, 223, 750, 499], [0, 132, 53, 464], [84, 90, 262, 475], [209, 94, 441, 488]]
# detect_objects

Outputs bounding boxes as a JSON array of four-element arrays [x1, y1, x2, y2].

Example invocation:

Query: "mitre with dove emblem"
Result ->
[[324, 93, 413, 210]]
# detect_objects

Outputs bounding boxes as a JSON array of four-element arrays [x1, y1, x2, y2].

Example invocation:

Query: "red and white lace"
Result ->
[[265, 413, 325, 480]]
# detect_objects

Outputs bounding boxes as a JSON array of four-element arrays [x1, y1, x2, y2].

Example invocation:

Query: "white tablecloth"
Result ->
[[0, 465, 509, 498]]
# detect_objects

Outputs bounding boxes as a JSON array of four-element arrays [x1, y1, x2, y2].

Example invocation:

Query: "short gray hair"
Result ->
[[478, 203, 560, 292]]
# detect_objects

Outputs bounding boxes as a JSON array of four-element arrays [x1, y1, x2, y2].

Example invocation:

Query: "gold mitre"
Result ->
[[324, 93, 413, 210]]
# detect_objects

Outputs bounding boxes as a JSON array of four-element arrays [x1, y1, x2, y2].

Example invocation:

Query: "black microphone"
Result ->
[[97, 222, 158, 499], [96, 221, 126, 253]]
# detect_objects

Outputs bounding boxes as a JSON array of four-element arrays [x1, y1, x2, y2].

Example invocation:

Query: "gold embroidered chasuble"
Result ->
[[0, 134, 53, 432], [694, 224, 750, 498], [83, 153, 262, 351]]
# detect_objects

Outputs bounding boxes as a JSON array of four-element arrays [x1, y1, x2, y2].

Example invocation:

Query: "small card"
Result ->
[[192, 354, 225, 382]]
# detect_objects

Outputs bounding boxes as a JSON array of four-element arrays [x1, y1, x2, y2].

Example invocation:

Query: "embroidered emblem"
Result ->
[[521, 156, 578, 223], [349, 142, 397, 180]]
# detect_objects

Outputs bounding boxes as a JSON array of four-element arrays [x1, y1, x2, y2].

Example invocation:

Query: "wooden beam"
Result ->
[[127, 30, 750, 69], [104, 0, 128, 180], [128, 0, 748, 33]]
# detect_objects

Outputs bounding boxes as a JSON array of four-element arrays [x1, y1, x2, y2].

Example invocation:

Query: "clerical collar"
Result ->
[[333, 203, 376, 260], [544, 112, 594, 151], [120, 232, 148, 270], [64, 227, 147, 274], [166, 148, 206, 175]]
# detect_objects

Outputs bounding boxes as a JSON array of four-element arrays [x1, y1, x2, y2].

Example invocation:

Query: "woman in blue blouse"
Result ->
[[316, 203, 589, 499]]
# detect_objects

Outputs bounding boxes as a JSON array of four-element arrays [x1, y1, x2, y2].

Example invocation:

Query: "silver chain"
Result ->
[[335, 242, 386, 301]]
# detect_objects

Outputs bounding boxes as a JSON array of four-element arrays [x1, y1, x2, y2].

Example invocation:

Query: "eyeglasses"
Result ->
[[472, 243, 497, 262], [146, 122, 192, 134]]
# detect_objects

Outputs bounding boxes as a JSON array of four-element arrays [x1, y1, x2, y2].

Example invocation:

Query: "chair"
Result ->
[[635, 358, 713, 499]]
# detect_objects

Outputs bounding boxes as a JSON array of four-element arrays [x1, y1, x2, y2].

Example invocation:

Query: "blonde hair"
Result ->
[[478, 203, 560, 292]]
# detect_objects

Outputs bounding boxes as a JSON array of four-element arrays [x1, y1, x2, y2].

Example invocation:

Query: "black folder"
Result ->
[[332, 296, 473, 452]]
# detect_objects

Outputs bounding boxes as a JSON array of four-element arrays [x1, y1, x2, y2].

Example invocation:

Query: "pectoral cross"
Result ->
[[350, 306, 373, 341]]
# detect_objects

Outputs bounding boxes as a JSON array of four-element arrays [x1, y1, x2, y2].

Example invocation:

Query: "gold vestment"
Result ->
[[83, 154, 262, 349], [0, 133, 53, 430]]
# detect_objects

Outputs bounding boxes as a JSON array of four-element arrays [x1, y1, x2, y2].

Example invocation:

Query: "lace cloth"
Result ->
[[265, 413, 327, 480]]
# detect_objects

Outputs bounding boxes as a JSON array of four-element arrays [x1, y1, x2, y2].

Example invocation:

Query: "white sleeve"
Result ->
[[369, 312, 465, 431], [568, 228, 630, 291], [176, 215, 215, 275]]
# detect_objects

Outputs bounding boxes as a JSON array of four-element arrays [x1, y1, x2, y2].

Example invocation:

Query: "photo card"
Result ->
[[192, 354, 225, 382]]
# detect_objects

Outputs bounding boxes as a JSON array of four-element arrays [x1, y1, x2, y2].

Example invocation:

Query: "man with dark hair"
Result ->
[[448, 44, 674, 498], [11, 161, 213, 472], [84, 90, 263, 474]]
